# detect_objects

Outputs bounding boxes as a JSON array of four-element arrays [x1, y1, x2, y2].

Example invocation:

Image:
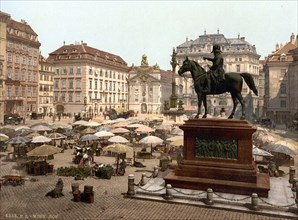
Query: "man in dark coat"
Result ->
[[203, 44, 225, 92]]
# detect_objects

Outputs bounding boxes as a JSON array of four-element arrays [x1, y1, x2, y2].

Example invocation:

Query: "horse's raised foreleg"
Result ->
[[236, 93, 246, 120], [228, 94, 238, 119], [202, 94, 207, 118]]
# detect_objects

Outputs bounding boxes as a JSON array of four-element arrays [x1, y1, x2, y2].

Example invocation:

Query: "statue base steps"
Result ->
[[164, 118, 270, 197]]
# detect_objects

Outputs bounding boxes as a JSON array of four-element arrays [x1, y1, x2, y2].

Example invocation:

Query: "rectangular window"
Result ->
[[76, 93, 81, 102], [28, 57, 32, 66], [54, 92, 58, 102], [89, 68, 92, 75], [280, 84, 287, 94], [95, 80, 98, 90], [15, 70, 19, 80], [61, 79, 66, 88], [77, 67, 81, 75], [76, 79, 81, 89], [100, 80, 103, 90], [280, 100, 286, 108], [33, 58, 37, 66], [236, 65, 240, 72], [69, 79, 73, 89], [89, 79, 92, 89], [27, 87, 31, 97], [54, 80, 59, 89], [69, 67, 74, 75], [28, 72, 31, 81], [7, 53, 12, 62], [61, 93, 66, 102], [69, 93, 73, 102], [22, 56, 26, 65], [15, 86, 19, 96], [21, 71, 25, 81], [15, 55, 19, 64], [22, 87, 25, 97], [6, 86, 11, 97], [56, 68, 60, 75]]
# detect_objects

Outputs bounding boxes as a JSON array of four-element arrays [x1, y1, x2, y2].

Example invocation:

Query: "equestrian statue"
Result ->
[[178, 44, 258, 120]]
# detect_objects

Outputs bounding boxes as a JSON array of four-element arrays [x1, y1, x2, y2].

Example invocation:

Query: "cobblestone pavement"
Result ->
[[0, 116, 296, 220]]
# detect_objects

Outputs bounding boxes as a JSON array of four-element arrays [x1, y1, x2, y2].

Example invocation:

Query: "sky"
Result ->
[[1, 0, 297, 70]]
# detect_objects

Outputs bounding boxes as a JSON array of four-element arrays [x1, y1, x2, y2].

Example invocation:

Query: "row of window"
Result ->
[[56, 67, 126, 80], [7, 53, 38, 66], [53, 92, 126, 103], [40, 74, 53, 81], [7, 68, 38, 82], [10, 104, 36, 113], [7, 41, 39, 55], [6, 85, 37, 97]]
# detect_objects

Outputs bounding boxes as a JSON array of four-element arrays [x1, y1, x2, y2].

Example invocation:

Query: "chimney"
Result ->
[[275, 43, 279, 51], [204, 29, 206, 35], [186, 36, 188, 42], [217, 28, 219, 34], [238, 33, 240, 39]]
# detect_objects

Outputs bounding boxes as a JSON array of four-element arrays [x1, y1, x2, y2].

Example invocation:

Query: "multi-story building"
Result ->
[[175, 31, 261, 120], [47, 41, 130, 116], [38, 55, 54, 116], [0, 12, 41, 119], [263, 33, 297, 124], [0, 11, 10, 124]]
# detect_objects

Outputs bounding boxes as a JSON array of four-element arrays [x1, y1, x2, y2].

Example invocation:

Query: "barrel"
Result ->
[[72, 189, 81, 202], [71, 183, 79, 193], [86, 192, 94, 203], [84, 185, 93, 194]]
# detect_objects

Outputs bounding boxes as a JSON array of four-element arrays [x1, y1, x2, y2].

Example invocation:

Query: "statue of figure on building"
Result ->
[[177, 100, 184, 111], [153, 63, 160, 70], [164, 100, 170, 111], [141, 54, 149, 67], [203, 44, 225, 93], [170, 48, 178, 72]]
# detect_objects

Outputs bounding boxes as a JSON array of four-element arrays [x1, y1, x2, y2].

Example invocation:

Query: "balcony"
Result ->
[[5, 77, 21, 86]]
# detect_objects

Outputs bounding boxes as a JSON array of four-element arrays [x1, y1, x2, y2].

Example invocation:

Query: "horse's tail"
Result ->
[[240, 73, 258, 96]]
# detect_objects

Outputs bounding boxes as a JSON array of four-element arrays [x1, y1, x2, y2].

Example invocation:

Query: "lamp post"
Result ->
[[170, 48, 178, 108]]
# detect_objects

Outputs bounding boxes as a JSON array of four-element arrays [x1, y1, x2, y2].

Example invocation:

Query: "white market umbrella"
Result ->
[[135, 125, 155, 133], [86, 121, 101, 127], [140, 135, 164, 154], [46, 132, 67, 140], [80, 134, 99, 142], [31, 125, 52, 132], [31, 135, 52, 143], [94, 131, 115, 138], [108, 135, 129, 143], [73, 120, 89, 126], [252, 146, 273, 157], [111, 127, 130, 134]]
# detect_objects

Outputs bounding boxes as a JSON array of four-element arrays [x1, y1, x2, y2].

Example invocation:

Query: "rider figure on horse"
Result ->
[[203, 44, 225, 93]]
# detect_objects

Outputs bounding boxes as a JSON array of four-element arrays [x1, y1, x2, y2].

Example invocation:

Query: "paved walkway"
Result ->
[[0, 117, 297, 220]]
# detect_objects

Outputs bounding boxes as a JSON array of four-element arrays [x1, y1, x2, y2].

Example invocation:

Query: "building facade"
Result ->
[[47, 42, 130, 117], [0, 12, 10, 124], [38, 55, 54, 116], [0, 12, 41, 119], [263, 33, 297, 124], [128, 55, 162, 114], [175, 31, 261, 120]]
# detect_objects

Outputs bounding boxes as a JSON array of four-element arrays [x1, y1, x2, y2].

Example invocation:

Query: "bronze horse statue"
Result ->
[[178, 57, 258, 120]]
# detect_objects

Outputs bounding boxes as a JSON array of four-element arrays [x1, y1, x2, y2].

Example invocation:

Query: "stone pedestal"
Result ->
[[164, 119, 270, 197]]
